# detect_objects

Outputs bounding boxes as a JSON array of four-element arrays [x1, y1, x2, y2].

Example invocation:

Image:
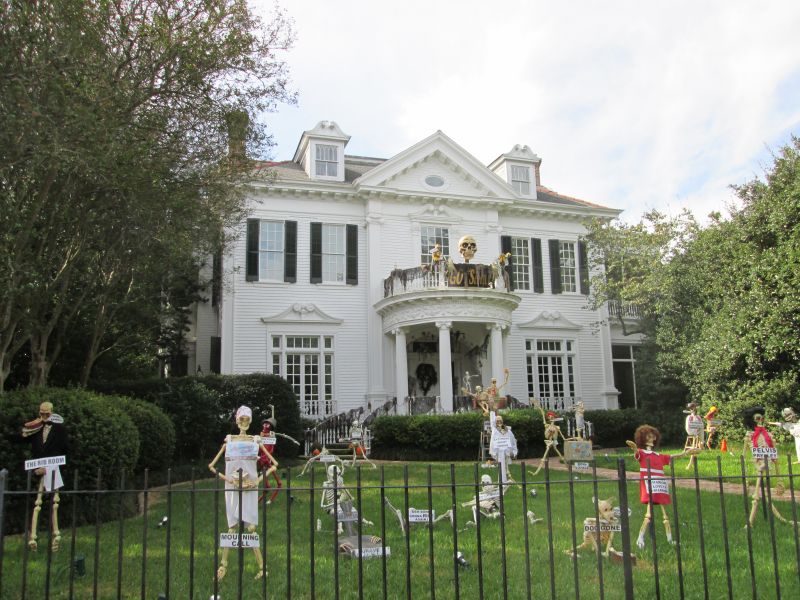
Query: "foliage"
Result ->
[[0, 387, 140, 532], [92, 373, 303, 461], [0, 0, 295, 389], [115, 395, 176, 472]]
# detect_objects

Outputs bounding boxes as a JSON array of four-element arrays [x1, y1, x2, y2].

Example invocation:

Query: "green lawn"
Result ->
[[2, 460, 799, 599]]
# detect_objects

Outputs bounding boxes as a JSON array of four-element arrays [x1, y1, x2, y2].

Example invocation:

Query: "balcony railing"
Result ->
[[607, 300, 643, 319], [383, 263, 499, 298]]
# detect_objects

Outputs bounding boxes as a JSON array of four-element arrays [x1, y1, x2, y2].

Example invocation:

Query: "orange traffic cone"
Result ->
[[720, 438, 728, 452]]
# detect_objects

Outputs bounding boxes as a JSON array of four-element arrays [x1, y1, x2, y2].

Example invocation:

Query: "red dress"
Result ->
[[636, 449, 672, 505]]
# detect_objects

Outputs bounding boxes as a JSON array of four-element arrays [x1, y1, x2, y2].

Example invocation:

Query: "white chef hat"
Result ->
[[235, 405, 252, 419]]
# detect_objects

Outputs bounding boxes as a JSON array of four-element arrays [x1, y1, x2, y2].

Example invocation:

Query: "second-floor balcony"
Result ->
[[607, 300, 643, 319], [383, 263, 500, 298]]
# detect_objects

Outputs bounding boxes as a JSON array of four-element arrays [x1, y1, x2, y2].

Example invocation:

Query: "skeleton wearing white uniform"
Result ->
[[489, 411, 517, 485], [769, 407, 800, 464]]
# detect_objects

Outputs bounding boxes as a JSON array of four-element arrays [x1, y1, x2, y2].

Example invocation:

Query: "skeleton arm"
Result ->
[[208, 441, 231, 482]]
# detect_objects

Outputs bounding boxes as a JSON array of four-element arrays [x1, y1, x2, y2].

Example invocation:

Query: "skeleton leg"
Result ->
[[748, 474, 762, 528], [636, 505, 652, 549], [51, 491, 61, 552], [528, 447, 552, 477], [433, 509, 453, 526], [28, 477, 46, 551], [217, 527, 237, 580], [247, 524, 265, 580], [384, 497, 406, 533], [659, 505, 674, 544]]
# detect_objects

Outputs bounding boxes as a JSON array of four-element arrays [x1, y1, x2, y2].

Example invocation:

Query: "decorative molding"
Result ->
[[517, 311, 581, 331], [436, 320, 453, 330], [378, 291, 519, 333], [408, 203, 463, 225], [260, 303, 343, 325]]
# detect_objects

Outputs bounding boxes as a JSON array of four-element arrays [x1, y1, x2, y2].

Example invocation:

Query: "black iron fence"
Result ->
[[1, 456, 799, 600]]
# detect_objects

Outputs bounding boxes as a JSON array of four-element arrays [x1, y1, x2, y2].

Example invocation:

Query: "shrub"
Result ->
[[93, 373, 303, 461], [115, 395, 176, 471], [0, 388, 140, 533], [199, 374, 303, 459], [712, 375, 799, 447], [370, 408, 685, 461]]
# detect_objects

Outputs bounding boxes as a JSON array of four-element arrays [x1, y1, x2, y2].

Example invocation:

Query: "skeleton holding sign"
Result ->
[[489, 411, 517, 485]]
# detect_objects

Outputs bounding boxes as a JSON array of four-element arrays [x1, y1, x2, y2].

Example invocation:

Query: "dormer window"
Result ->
[[511, 165, 531, 195], [315, 144, 338, 177]]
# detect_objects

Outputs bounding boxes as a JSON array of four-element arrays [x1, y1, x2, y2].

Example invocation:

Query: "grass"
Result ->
[[1, 459, 799, 600]]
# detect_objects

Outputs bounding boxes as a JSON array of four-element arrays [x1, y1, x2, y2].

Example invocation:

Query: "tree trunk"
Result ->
[[28, 331, 51, 387]]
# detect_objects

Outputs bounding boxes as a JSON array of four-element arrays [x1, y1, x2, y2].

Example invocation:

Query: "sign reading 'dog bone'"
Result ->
[[219, 533, 260, 548], [25, 456, 66, 471]]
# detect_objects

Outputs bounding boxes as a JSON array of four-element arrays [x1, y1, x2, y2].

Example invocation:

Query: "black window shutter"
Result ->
[[578, 240, 590, 295], [210, 337, 221, 374], [531, 238, 544, 293], [548, 239, 562, 294], [346, 224, 358, 285], [284, 221, 297, 283], [246, 219, 259, 281], [310, 222, 322, 283], [500, 235, 514, 291]]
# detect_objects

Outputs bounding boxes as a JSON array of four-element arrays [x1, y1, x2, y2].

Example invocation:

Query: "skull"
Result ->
[[783, 407, 797, 422], [481, 474, 493, 486], [458, 235, 477, 263]]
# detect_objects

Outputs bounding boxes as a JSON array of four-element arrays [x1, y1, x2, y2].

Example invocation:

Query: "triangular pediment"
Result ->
[[354, 131, 515, 200], [517, 311, 581, 331], [260, 303, 342, 325]]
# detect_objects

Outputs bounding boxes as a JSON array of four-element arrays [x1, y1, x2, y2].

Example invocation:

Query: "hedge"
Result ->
[[115, 395, 176, 472], [92, 373, 303, 461], [370, 408, 685, 461], [0, 388, 141, 533]]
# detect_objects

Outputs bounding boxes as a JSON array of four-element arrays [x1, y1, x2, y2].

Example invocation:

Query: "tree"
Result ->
[[0, 0, 295, 390]]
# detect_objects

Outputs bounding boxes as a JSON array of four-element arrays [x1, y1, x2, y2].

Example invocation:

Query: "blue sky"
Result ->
[[253, 0, 800, 222]]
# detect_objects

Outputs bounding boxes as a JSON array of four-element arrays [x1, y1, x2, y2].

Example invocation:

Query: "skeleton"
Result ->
[[627, 424, 696, 549], [683, 402, 705, 470], [299, 446, 347, 477], [208, 406, 276, 581], [21, 402, 67, 552], [769, 407, 800, 464], [572, 401, 587, 440], [567, 497, 621, 558], [383, 497, 453, 534], [317, 465, 374, 535], [344, 419, 376, 469], [489, 412, 518, 485], [743, 406, 793, 528], [257, 404, 301, 504], [458, 235, 477, 263], [462, 474, 504, 526], [528, 399, 566, 476], [462, 371, 479, 395], [704, 406, 720, 450]]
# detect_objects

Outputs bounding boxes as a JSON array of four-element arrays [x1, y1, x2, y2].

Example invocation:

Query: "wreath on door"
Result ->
[[415, 363, 438, 395]]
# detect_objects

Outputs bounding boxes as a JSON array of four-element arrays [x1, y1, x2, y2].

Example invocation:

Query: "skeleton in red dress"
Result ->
[[627, 425, 696, 549]]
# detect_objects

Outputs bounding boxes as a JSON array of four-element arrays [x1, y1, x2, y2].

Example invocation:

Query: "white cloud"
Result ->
[[254, 0, 800, 222]]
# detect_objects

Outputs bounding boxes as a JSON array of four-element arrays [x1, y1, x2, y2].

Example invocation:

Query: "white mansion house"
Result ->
[[192, 121, 641, 419]]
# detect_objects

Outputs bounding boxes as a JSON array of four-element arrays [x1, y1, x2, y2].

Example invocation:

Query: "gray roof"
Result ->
[[254, 157, 608, 209]]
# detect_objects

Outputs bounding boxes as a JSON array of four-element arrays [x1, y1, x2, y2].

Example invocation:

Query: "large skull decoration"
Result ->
[[458, 235, 477, 263]]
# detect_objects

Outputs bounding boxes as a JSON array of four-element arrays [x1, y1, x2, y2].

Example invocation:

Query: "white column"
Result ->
[[393, 328, 409, 414], [365, 208, 387, 406], [489, 323, 505, 382], [437, 321, 453, 413]]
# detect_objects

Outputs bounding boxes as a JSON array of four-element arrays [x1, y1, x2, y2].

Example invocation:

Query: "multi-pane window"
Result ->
[[559, 241, 577, 293], [271, 335, 334, 419], [511, 237, 530, 290], [322, 224, 345, 282], [420, 225, 450, 264], [525, 339, 576, 410], [315, 144, 338, 177], [511, 165, 531, 195], [259, 221, 284, 280]]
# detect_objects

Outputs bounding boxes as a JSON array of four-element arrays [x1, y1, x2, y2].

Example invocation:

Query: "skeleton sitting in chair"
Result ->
[[463, 474, 505, 526], [317, 464, 374, 534]]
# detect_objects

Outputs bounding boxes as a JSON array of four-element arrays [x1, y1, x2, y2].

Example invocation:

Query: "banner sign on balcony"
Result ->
[[447, 264, 495, 288]]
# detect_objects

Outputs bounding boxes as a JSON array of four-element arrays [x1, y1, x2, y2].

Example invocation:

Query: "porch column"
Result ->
[[393, 327, 409, 414], [489, 323, 505, 382], [437, 321, 453, 413]]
